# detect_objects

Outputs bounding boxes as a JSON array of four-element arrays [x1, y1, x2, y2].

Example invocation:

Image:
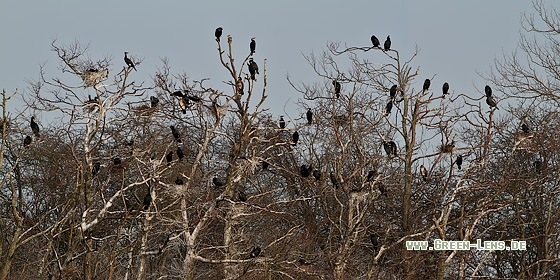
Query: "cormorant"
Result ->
[[175, 177, 184, 185], [420, 165, 428, 181], [423, 79, 431, 91], [124, 52, 137, 71], [172, 90, 184, 97], [150, 96, 159, 108], [367, 170, 376, 182], [313, 169, 322, 181], [390, 85, 397, 99], [113, 157, 121, 165], [261, 161, 269, 170], [249, 246, 261, 258], [383, 141, 397, 157], [176, 147, 184, 161], [92, 162, 101, 176], [300, 165, 311, 177], [143, 192, 152, 210], [486, 96, 498, 109], [370, 234, 379, 250], [442, 82, 449, 97], [484, 85, 492, 97], [333, 80, 341, 98], [248, 58, 259, 80], [385, 100, 393, 116], [384, 36, 391, 51], [215, 27, 223, 42], [377, 183, 387, 197], [187, 95, 202, 103], [250, 37, 256, 55], [237, 77, 244, 95], [521, 123, 530, 133], [30, 116, 40, 137], [534, 160, 542, 173], [330, 171, 341, 189], [237, 190, 247, 202], [179, 96, 189, 114], [292, 131, 299, 145], [213, 177, 226, 187], [306, 108, 313, 125], [170, 126, 182, 143], [279, 116, 286, 129], [456, 155, 463, 170], [371, 35, 380, 48], [166, 151, 173, 163], [24, 135, 32, 147]]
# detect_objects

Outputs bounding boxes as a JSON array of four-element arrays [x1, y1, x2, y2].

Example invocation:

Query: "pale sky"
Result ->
[[0, 0, 545, 119]]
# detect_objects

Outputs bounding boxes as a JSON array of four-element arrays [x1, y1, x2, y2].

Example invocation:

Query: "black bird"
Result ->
[[250, 37, 256, 55], [300, 165, 311, 177], [384, 36, 391, 51], [423, 79, 431, 91], [383, 141, 397, 157], [248, 58, 259, 80], [279, 116, 286, 129], [306, 108, 313, 125], [186, 95, 202, 103], [390, 85, 397, 99], [261, 161, 269, 170], [176, 147, 184, 161], [179, 96, 189, 114], [237, 190, 247, 202], [213, 177, 226, 187], [313, 169, 322, 181], [113, 157, 121, 165], [166, 151, 173, 163], [215, 27, 223, 42], [292, 131, 299, 145], [333, 80, 341, 98], [249, 246, 261, 258], [237, 77, 244, 95], [442, 82, 449, 97], [92, 162, 101, 176], [143, 192, 152, 210], [371, 35, 380, 48], [175, 177, 184, 185], [377, 183, 388, 197], [420, 165, 428, 181], [534, 160, 543, 174], [486, 96, 498, 109], [23, 135, 32, 147], [456, 155, 463, 170], [385, 100, 393, 116], [172, 90, 184, 97], [367, 170, 376, 182], [330, 171, 341, 189], [484, 85, 492, 97], [170, 126, 182, 143], [150, 96, 159, 108], [370, 234, 379, 250], [30, 116, 40, 137], [521, 123, 530, 133], [124, 52, 137, 71]]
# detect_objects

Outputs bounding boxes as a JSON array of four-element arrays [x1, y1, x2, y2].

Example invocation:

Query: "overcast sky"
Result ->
[[0, 0, 546, 120]]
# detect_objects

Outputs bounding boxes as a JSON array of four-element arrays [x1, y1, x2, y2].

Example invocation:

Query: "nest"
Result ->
[[81, 68, 109, 88]]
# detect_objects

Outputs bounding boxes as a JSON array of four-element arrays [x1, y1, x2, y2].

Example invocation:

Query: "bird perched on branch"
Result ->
[[383, 141, 397, 157], [521, 123, 530, 133], [292, 131, 299, 146], [300, 165, 312, 177], [390, 85, 397, 99], [124, 52, 137, 71], [484, 85, 492, 97], [385, 100, 393, 116], [456, 155, 463, 170], [384, 36, 391, 51], [367, 170, 376, 182], [371, 35, 380, 48], [333, 80, 341, 98], [23, 135, 32, 147], [175, 177, 184, 185], [306, 108, 313, 125], [150, 96, 159, 108], [486, 96, 498, 109], [313, 169, 322, 181], [213, 177, 226, 187], [215, 27, 223, 42], [420, 165, 428, 181], [170, 126, 182, 143], [30, 116, 40, 138], [143, 192, 152, 210], [92, 162, 101, 176], [279, 116, 286, 129], [423, 79, 431, 92], [176, 147, 184, 161], [249, 246, 261, 258], [166, 151, 173, 164], [442, 82, 449, 98], [248, 58, 259, 80], [250, 37, 256, 55], [179, 96, 189, 114], [330, 171, 341, 189], [236, 77, 244, 95]]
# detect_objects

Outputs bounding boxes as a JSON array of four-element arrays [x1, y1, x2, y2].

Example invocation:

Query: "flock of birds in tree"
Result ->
[[19, 30, 540, 255]]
